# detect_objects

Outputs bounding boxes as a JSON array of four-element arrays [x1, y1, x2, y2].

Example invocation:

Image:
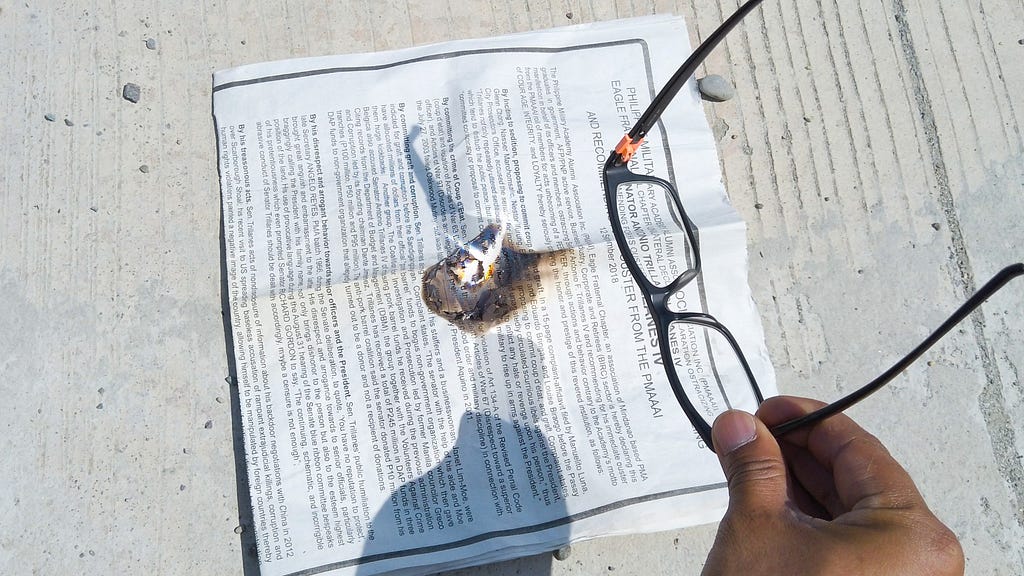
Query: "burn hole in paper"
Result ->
[[422, 223, 559, 334]]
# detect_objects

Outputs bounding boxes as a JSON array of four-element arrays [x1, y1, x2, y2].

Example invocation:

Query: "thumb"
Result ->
[[712, 410, 788, 514]]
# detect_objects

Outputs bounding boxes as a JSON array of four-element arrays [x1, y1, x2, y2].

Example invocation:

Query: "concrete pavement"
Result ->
[[2, 0, 1022, 573]]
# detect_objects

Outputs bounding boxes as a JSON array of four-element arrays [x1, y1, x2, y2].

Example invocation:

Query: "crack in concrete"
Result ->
[[892, 0, 1024, 530]]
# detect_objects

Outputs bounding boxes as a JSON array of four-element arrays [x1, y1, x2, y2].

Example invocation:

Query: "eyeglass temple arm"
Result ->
[[614, 0, 766, 165], [770, 262, 1024, 438]]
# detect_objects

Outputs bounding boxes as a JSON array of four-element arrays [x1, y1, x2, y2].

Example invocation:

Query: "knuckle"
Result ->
[[888, 512, 965, 575], [922, 524, 964, 574], [727, 454, 786, 486]]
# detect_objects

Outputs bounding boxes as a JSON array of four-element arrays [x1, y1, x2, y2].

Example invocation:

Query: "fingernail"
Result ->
[[713, 411, 757, 454]]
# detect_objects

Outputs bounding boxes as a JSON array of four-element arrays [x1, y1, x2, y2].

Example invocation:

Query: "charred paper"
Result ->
[[422, 223, 548, 334]]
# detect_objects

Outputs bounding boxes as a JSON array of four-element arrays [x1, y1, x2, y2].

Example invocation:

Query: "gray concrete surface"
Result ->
[[2, 0, 1022, 574]]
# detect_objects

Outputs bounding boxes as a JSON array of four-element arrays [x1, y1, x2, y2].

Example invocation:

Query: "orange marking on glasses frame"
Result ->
[[615, 134, 644, 163]]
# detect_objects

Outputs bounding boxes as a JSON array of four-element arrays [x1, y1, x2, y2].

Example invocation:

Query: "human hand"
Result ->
[[702, 396, 964, 576]]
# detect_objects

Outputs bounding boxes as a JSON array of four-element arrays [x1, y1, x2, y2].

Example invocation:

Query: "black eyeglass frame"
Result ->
[[602, 164, 764, 449], [600, 0, 1024, 452], [601, 0, 770, 450]]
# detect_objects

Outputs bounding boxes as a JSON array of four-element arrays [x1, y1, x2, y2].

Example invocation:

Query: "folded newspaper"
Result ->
[[214, 14, 777, 576]]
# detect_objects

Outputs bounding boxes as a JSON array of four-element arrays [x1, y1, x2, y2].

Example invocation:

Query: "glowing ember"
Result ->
[[452, 225, 504, 286]]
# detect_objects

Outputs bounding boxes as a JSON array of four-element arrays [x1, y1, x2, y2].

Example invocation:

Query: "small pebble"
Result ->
[[179, 484, 186, 491], [183, 448, 190, 454], [98, 387, 105, 394], [931, 222, 941, 230], [234, 525, 245, 534], [565, 11, 573, 19], [139, 164, 150, 173], [44, 113, 56, 122], [204, 420, 213, 429], [64, 118, 74, 126], [96, 403, 104, 410], [754, 202, 764, 210], [1019, 39, 1024, 45], [225, 376, 236, 386], [215, 396, 225, 404], [146, 38, 157, 50], [122, 83, 141, 103], [697, 74, 735, 102], [553, 545, 572, 561]]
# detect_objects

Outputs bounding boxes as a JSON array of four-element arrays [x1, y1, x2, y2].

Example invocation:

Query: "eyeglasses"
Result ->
[[601, 0, 1024, 451]]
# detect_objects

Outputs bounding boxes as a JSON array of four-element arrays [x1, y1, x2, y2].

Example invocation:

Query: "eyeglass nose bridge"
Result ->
[[648, 271, 700, 308]]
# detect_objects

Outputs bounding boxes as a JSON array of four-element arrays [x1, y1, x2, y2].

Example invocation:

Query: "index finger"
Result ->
[[756, 396, 926, 513]]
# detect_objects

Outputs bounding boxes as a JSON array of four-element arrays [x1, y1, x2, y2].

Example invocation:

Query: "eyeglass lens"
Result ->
[[665, 321, 761, 426], [613, 180, 696, 289]]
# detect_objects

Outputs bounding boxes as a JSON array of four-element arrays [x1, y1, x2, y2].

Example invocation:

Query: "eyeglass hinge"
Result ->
[[615, 134, 644, 164]]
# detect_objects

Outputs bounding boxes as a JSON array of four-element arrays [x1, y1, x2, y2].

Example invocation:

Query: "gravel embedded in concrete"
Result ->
[[697, 74, 735, 102], [146, 38, 157, 50], [122, 83, 141, 103]]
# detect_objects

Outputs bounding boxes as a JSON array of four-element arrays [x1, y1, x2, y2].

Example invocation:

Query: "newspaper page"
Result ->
[[214, 15, 777, 576]]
